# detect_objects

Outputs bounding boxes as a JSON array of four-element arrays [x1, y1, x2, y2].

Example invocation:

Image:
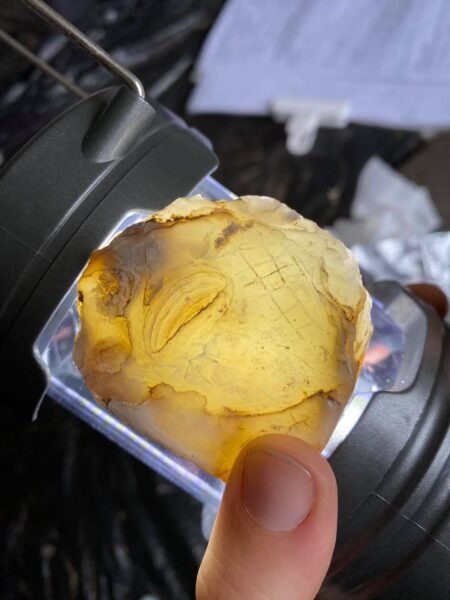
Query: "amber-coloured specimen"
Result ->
[[73, 196, 372, 479]]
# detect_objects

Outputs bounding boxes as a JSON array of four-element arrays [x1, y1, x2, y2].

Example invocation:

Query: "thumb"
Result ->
[[197, 434, 338, 600]]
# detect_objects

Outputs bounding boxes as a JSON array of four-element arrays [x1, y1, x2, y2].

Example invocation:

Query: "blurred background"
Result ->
[[1, 1, 449, 599]]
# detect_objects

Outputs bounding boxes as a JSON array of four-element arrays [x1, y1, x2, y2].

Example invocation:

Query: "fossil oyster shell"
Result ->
[[73, 195, 372, 479]]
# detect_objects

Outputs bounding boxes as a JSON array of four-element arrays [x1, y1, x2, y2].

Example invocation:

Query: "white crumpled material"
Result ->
[[353, 233, 450, 286], [353, 233, 450, 323], [330, 157, 442, 246], [329, 157, 449, 321]]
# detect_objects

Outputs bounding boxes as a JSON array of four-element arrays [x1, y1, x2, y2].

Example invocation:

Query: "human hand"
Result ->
[[196, 434, 337, 600]]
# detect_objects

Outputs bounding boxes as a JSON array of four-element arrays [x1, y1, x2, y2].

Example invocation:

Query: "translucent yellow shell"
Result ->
[[73, 196, 372, 479]]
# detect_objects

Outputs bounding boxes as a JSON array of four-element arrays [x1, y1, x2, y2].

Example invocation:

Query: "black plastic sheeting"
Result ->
[[0, 1, 423, 598], [1, 401, 206, 600]]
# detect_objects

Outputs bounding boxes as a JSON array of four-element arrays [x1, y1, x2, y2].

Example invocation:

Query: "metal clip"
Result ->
[[22, 0, 145, 99]]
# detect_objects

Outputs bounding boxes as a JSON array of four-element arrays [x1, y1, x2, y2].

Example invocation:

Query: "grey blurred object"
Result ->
[[329, 156, 449, 321], [271, 97, 350, 156], [331, 157, 442, 246], [353, 233, 450, 323], [189, 0, 450, 129]]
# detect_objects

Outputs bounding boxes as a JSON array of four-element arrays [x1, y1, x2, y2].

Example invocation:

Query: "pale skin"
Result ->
[[196, 434, 337, 600]]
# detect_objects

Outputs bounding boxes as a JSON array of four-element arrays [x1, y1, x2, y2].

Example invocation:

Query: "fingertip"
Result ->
[[197, 435, 338, 600], [407, 283, 448, 319], [241, 434, 337, 503]]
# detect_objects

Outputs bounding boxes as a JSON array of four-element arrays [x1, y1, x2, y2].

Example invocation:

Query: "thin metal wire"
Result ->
[[22, 0, 146, 98], [0, 28, 87, 99]]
